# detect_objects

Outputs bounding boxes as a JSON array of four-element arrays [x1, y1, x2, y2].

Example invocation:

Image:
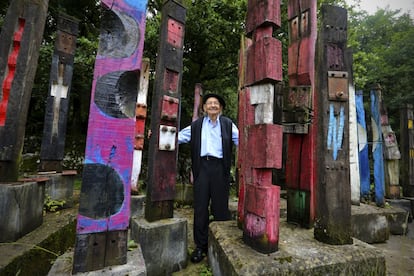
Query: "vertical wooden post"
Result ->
[[0, 0, 49, 182], [370, 87, 386, 206], [145, 0, 186, 222], [380, 96, 401, 198], [349, 81, 361, 204], [314, 5, 352, 245], [72, 0, 148, 272], [356, 90, 370, 200], [400, 104, 414, 196], [39, 14, 79, 173], [241, 0, 283, 253], [237, 36, 253, 229], [285, 0, 317, 228], [131, 58, 150, 193]]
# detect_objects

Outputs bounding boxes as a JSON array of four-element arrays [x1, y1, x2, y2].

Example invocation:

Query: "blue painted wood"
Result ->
[[370, 90, 385, 206], [356, 91, 370, 199]]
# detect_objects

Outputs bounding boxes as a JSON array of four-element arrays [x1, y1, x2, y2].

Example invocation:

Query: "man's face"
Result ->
[[203, 97, 222, 116]]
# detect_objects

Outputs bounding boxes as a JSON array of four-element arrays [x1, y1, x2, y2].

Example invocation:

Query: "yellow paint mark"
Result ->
[[408, 119, 413, 129], [410, 149, 414, 159]]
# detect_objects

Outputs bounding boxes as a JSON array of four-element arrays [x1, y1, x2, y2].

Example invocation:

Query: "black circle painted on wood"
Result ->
[[94, 71, 138, 118], [79, 163, 124, 219]]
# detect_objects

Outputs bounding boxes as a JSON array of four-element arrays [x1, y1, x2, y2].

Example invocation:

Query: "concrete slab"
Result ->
[[130, 217, 187, 275], [208, 220, 385, 276], [0, 207, 76, 275], [37, 171, 76, 208], [48, 246, 146, 276], [130, 195, 145, 219]]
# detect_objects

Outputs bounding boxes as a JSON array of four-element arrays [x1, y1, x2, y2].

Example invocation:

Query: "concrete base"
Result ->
[[175, 183, 193, 205], [387, 198, 413, 222], [208, 220, 386, 276], [48, 247, 146, 276], [0, 180, 46, 242], [0, 207, 76, 275], [130, 195, 145, 219], [351, 203, 409, 243], [37, 170, 76, 208], [130, 217, 187, 276]]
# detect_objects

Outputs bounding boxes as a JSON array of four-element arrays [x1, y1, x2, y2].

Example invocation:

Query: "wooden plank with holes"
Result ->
[[285, 0, 317, 228], [145, 0, 186, 221], [314, 5, 352, 245]]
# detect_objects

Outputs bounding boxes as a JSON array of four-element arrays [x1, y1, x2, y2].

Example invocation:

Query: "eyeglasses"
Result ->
[[205, 101, 220, 106]]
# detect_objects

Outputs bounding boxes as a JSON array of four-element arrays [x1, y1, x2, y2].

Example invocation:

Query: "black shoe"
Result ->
[[190, 248, 206, 263]]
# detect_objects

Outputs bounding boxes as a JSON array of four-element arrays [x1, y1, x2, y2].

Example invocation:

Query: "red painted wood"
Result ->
[[167, 18, 184, 48], [248, 124, 283, 169], [0, 18, 24, 126], [246, 0, 281, 36], [161, 95, 179, 121], [163, 68, 179, 93], [285, 0, 317, 227], [243, 184, 280, 250], [246, 36, 282, 85]]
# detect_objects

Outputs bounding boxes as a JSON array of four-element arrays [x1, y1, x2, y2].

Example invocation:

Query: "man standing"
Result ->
[[178, 93, 239, 263]]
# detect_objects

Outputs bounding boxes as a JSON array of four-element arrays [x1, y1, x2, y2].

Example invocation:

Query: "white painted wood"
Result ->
[[348, 83, 361, 205], [131, 58, 150, 192], [249, 83, 274, 124]]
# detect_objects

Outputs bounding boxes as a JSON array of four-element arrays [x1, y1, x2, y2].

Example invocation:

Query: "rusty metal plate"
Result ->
[[159, 125, 176, 151], [328, 71, 348, 101], [56, 31, 77, 55]]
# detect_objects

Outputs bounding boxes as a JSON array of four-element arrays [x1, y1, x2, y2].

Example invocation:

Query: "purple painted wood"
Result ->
[[73, 0, 148, 272]]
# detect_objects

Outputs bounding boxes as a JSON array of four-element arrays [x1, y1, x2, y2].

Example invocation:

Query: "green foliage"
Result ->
[[199, 264, 213, 276], [44, 195, 66, 213]]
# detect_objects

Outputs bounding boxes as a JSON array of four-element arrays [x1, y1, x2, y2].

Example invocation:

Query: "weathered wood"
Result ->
[[285, 0, 317, 228], [73, 0, 148, 272], [380, 97, 401, 198], [400, 104, 414, 196], [39, 14, 79, 173], [0, 0, 49, 182], [356, 90, 370, 200], [73, 230, 128, 273], [370, 88, 386, 206], [241, 0, 282, 254], [145, 0, 186, 222], [131, 58, 150, 193], [349, 81, 361, 205], [314, 5, 352, 245]]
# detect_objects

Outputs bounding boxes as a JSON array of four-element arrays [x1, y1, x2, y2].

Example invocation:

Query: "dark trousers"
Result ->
[[193, 158, 231, 251]]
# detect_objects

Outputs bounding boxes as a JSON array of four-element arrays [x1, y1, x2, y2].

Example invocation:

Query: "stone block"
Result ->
[[130, 195, 145, 219], [48, 246, 146, 276], [130, 217, 187, 275], [40, 171, 76, 208], [0, 181, 45, 242]]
